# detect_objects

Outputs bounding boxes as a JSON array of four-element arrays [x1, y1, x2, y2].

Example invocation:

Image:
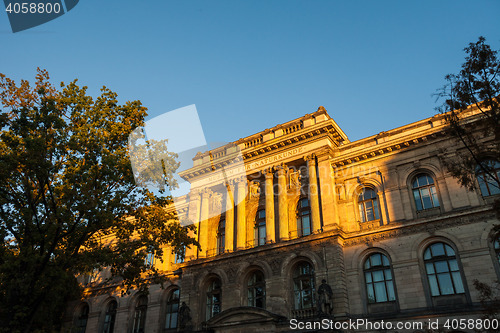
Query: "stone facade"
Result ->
[[65, 106, 500, 333]]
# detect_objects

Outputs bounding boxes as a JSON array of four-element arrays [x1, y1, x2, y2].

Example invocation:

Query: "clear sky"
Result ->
[[2, 0, 499, 144]]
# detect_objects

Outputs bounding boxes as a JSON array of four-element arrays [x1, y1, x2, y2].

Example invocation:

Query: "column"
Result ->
[[276, 164, 289, 241], [185, 190, 200, 260], [265, 168, 276, 243], [236, 177, 247, 250], [317, 154, 339, 231], [224, 181, 235, 252], [198, 189, 211, 257], [306, 154, 321, 233]]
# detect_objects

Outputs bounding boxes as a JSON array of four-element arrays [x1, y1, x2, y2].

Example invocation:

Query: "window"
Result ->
[[101, 301, 117, 333], [165, 288, 180, 329], [477, 160, 500, 196], [83, 267, 100, 285], [174, 246, 185, 264], [255, 209, 266, 246], [206, 278, 222, 320], [144, 247, 155, 269], [293, 262, 315, 310], [247, 271, 265, 308], [358, 188, 380, 222], [217, 219, 225, 254], [132, 295, 148, 333], [296, 198, 311, 236], [412, 174, 440, 211], [424, 243, 465, 296], [75, 304, 89, 333], [364, 253, 396, 304]]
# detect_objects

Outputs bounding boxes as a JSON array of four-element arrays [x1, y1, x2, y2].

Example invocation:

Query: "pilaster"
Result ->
[[317, 153, 338, 231], [276, 164, 289, 241], [185, 190, 201, 260], [224, 182, 235, 252], [236, 177, 247, 250], [305, 154, 321, 233], [198, 189, 212, 258], [265, 168, 276, 243]]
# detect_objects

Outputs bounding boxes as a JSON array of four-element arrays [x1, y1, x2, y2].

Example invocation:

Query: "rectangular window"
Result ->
[[428, 275, 440, 296], [437, 273, 454, 295], [386, 280, 396, 301], [430, 187, 440, 207], [413, 190, 423, 211], [420, 188, 432, 209]]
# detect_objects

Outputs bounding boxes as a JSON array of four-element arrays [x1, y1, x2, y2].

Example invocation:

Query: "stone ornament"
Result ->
[[249, 181, 261, 199], [289, 170, 301, 189], [317, 279, 333, 315], [178, 302, 192, 330]]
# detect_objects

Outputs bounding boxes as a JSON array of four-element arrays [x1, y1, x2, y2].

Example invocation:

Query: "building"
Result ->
[[66, 105, 500, 333]]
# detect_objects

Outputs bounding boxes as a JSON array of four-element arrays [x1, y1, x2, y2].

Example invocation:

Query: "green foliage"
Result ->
[[0, 69, 198, 332], [472, 279, 500, 333], [435, 37, 500, 206]]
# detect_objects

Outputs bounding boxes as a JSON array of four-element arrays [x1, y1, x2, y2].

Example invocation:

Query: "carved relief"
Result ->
[[249, 181, 261, 200], [210, 192, 222, 215], [268, 257, 282, 276], [289, 169, 301, 189], [225, 265, 239, 283]]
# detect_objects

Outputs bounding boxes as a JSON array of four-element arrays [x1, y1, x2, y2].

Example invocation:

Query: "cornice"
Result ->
[[341, 206, 496, 246], [331, 129, 448, 169], [179, 108, 347, 182]]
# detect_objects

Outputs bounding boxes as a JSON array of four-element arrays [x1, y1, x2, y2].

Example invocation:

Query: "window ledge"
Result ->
[[367, 301, 398, 314], [482, 194, 500, 204], [416, 207, 441, 218], [359, 219, 382, 230], [432, 293, 467, 308]]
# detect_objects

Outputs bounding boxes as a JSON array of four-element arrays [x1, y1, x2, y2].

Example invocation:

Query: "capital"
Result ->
[[236, 176, 248, 185], [264, 167, 275, 178], [274, 162, 288, 170], [224, 180, 234, 190], [188, 189, 201, 200], [304, 154, 317, 165], [201, 188, 213, 198], [315, 149, 332, 162], [275, 163, 288, 176]]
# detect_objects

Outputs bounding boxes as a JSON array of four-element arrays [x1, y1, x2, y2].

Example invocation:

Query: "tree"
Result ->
[[472, 279, 500, 333], [0, 69, 198, 332], [435, 36, 500, 213]]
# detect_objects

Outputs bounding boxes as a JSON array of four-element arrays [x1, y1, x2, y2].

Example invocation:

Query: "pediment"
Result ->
[[205, 306, 287, 328]]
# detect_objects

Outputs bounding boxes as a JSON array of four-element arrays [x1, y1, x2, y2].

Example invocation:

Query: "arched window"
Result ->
[[358, 188, 380, 222], [247, 271, 266, 308], [217, 219, 225, 254], [255, 209, 266, 246], [75, 304, 89, 333], [293, 262, 315, 310], [364, 253, 396, 304], [297, 198, 311, 236], [476, 160, 500, 197], [101, 300, 117, 333], [165, 288, 180, 329], [412, 174, 440, 211], [424, 242, 465, 296], [132, 295, 148, 333], [206, 278, 222, 320]]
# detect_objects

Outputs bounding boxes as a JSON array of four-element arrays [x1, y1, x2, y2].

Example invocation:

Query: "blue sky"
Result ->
[[2, 0, 500, 144]]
